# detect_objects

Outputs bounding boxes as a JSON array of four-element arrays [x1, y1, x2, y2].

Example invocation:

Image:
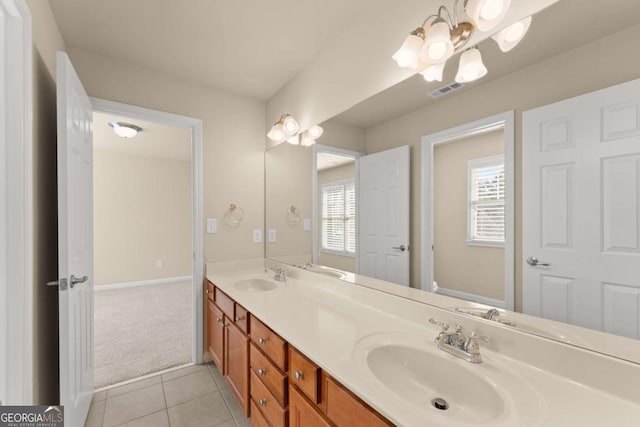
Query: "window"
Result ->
[[321, 180, 356, 255], [467, 155, 505, 246]]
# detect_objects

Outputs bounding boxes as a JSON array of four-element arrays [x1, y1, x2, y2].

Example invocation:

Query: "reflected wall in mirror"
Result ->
[[264, 0, 640, 363]]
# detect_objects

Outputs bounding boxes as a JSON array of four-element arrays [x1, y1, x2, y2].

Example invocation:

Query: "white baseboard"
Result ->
[[436, 286, 505, 309], [95, 275, 193, 292]]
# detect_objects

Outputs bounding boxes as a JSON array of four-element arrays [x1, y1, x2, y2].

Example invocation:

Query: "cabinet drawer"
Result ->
[[250, 371, 287, 427], [250, 315, 287, 371], [289, 347, 320, 404], [250, 343, 287, 405], [214, 288, 235, 319], [234, 303, 248, 334], [326, 377, 391, 427], [250, 399, 270, 427], [206, 281, 214, 301]]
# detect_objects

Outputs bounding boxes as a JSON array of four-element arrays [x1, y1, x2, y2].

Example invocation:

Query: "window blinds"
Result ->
[[321, 181, 356, 254], [469, 160, 505, 243]]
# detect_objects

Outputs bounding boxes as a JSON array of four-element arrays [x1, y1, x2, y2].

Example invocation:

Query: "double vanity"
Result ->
[[205, 259, 640, 427]]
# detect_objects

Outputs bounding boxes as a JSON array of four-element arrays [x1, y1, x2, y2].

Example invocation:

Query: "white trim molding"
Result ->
[[421, 111, 515, 311], [94, 276, 193, 292], [0, 0, 33, 405], [91, 98, 204, 364]]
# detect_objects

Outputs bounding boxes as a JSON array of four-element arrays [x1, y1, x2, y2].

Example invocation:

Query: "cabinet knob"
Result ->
[[235, 315, 245, 322], [205, 289, 211, 294], [257, 368, 266, 376], [258, 337, 266, 345], [293, 371, 304, 381], [258, 398, 266, 407], [216, 317, 222, 323]]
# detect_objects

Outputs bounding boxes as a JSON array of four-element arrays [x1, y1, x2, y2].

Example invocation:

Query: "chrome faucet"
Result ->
[[429, 318, 492, 363], [273, 268, 287, 282], [483, 308, 500, 320]]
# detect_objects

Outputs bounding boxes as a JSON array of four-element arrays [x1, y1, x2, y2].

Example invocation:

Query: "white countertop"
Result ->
[[206, 260, 640, 427]]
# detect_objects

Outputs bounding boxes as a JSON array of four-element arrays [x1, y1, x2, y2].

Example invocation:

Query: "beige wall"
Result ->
[[365, 24, 640, 311], [265, 143, 313, 259], [319, 120, 366, 153], [26, 0, 66, 405], [93, 151, 192, 285], [317, 163, 356, 272], [433, 130, 504, 300], [66, 48, 266, 265]]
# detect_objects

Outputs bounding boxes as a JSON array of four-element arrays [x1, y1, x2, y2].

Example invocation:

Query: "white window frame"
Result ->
[[320, 179, 356, 257], [467, 155, 505, 248]]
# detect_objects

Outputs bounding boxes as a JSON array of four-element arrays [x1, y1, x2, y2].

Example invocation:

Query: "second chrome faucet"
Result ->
[[428, 318, 492, 364]]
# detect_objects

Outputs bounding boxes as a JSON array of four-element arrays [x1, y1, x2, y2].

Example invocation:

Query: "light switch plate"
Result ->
[[303, 218, 311, 231], [253, 229, 262, 243], [206, 218, 217, 234], [268, 229, 277, 243]]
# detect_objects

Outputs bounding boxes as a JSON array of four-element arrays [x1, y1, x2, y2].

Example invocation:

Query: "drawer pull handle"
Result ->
[[257, 368, 266, 376], [216, 318, 222, 323], [293, 371, 304, 381], [258, 398, 267, 407], [235, 315, 245, 322], [258, 337, 266, 345]]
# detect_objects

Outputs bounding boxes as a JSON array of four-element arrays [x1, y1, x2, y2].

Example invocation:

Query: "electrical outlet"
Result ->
[[206, 218, 217, 234], [156, 259, 163, 268], [253, 229, 262, 243], [268, 229, 277, 243], [303, 218, 311, 231]]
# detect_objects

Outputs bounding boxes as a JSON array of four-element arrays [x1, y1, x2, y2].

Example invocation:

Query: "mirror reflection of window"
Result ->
[[467, 155, 505, 246], [321, 180, 356, 255]]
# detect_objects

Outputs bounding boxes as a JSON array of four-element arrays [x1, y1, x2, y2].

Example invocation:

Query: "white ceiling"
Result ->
[[333, 0, 640, 129], [50, 0, 371, 101], [93, 112, 191, 161]]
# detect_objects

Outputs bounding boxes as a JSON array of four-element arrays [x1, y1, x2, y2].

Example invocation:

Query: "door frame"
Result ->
[[91, 98, 205, 363], [0, 0, 33, 405], [311, 144, 364, 269], [420, 111, 515, 310]]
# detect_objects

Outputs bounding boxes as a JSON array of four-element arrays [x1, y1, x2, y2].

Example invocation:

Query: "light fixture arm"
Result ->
[[420, 14, 438, 29], [437, 6, 455, 28]]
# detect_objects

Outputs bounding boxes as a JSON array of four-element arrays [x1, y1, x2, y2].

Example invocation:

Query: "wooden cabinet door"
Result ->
[[208, 301, 225, 372], [290, 385, 331, 427], [226, 320, 249, 415]]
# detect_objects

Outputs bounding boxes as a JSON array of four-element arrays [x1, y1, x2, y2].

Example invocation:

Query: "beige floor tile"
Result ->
[[92, 390, 107, 403], [84, 400, 105, 427], [161, 364, 208, 382], [163, 370, 217, 407], [103, 384, 166, 427], [114, 410, 169, 427], [167, 392, 233, 427], [106, 376, 162, 399]]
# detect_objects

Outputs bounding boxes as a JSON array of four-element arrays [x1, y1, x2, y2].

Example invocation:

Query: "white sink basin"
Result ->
[[367, 344, 503, 423], [306, 265, 346, 279], [234, 278, 278, 292], [353, 332, 545, 426]]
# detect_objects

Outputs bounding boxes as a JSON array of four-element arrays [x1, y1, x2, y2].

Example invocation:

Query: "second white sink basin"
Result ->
[[234, 278, 278, 292], [352, 332, 545, 427]]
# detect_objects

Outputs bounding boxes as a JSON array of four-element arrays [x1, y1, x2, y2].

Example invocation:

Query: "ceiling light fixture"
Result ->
[[267, 114, 323, 147], [394, 0, 530, 84], [108, 121, 143, 138]]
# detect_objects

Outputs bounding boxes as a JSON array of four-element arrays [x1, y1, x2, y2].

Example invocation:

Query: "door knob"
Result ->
[[392, 245, 407, 252], [526, 257, 550, 267], [70, 275, 88, 288]]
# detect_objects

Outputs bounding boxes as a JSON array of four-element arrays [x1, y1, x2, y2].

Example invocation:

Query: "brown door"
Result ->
[[208, 301, 224, 372], [225, 320, 249, 415]]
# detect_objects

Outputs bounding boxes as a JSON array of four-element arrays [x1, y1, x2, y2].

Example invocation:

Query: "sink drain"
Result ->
[[431, 397, 449, 411]]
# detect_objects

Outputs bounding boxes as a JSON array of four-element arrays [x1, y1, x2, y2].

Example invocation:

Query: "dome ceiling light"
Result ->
[[108, 121, 143, 138]]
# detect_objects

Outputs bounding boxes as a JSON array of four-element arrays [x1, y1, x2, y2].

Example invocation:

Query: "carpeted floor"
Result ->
[[94, 281, 193, 388]]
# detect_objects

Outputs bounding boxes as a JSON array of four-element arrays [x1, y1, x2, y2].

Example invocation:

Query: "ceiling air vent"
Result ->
[[428, 82, 465, 98]]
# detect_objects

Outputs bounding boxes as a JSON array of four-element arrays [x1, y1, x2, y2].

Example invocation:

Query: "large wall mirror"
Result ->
[[265, 0, 640, 364]]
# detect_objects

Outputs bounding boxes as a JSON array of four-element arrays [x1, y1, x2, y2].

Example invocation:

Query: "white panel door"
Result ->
[[358, 146, 410, 286], [523, 79, 640, 338], [57, 51, 93, 426]]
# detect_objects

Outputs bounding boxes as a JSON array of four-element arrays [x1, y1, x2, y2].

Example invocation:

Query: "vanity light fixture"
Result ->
[[108, 121, 143, 138], [267, 114, 323, 147], [394, 0, 531, 85], [491, 16, 531, 52]]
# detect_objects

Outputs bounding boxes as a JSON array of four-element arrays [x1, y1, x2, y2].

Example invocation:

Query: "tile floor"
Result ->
[[85, 363, 252, 427]]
